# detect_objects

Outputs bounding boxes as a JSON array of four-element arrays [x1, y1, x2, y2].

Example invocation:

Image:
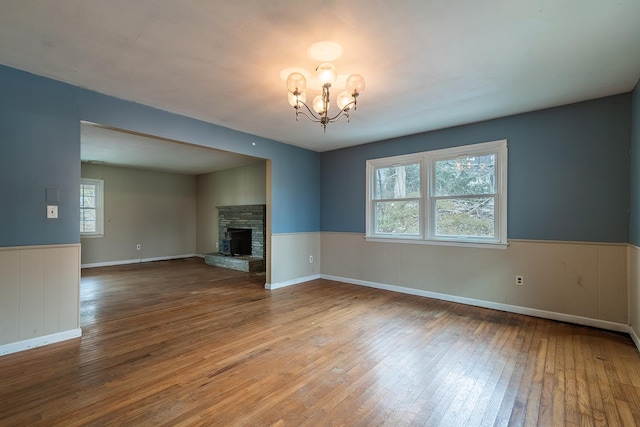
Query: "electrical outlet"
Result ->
[[516, 275, 524, 286], [309, 255, 313, 263], [136, 244, 141, 251]]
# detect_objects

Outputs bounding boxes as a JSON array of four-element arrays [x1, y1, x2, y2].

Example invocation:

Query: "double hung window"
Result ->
[[366, 139, 507, 247]]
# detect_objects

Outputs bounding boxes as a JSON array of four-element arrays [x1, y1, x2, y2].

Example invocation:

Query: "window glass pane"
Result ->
[[374, 163, 420, 199], [375, 200, 420, 234], [435, 154, 495, 196], [435, 198, 494, 238], [80, 208, 96, 232], [81, 184, 96, 208]]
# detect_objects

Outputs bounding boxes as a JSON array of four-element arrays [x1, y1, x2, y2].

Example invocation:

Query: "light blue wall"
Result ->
[[630, 81, 640, 246], [0, 66, 81, 246], [321, 94, 631, 243], [0, 65, 320, 248]]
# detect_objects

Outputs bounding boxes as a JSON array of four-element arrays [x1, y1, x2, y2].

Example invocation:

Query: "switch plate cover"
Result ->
[[47, 205, 58, 219]]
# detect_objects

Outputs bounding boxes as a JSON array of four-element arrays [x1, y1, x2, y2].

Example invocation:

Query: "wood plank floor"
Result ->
[[1, 258, 640, 426]]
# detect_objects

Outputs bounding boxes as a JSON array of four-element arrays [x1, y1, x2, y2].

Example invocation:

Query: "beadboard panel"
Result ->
[[320, 233, 628, 325], [0, 251, 20, 344], [267, 233, 321, 288], [629, 245, 640, 342], [0, 244, 80, 347]]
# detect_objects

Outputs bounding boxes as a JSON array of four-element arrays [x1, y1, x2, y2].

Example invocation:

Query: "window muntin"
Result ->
[[366, 140, 507, 247], [80, 178, 104, 237]]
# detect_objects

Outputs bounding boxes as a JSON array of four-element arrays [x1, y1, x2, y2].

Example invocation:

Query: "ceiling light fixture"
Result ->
[[286, 63, 365, 132]]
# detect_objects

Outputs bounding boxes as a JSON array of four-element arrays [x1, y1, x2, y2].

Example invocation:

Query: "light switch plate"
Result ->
[[47, 205, 58, 219]]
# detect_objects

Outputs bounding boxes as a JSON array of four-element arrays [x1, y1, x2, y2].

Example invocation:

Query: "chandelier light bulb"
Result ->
[[345, 74, 366, 96], [312, 95, 327, 114], [286, 72, 307, 94], [337, 91, 355, 110], [288, 91, 306, 107], [315, 63, 337, 85]]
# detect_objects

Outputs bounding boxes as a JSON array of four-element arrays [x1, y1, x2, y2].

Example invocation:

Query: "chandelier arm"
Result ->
[[295, 110, 321, 123], [326, 101, 356, 122], [295, 101, 323, 122]]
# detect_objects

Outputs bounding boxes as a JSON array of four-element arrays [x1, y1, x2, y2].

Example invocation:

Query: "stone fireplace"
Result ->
[[204, 204, 266, 272]]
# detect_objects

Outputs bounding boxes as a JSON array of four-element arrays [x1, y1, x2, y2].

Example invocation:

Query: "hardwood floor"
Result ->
[[1, 258, 640, 426]]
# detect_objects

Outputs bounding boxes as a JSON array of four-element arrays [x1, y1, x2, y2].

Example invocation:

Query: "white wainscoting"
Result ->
[[320, 233, 629, 332], [628, 244, 640, 350], [266, 233, 321, 289], [0, 244, 81, 356]]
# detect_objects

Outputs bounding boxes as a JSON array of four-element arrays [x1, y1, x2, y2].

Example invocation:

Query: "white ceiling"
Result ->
[[1, 1, 640, 168]]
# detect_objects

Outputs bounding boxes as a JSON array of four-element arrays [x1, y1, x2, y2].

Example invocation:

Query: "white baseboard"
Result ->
[[81, 254, 197, 269], [0, 328, 82, 356], [266, 274, 321, 290], [321, 274, 630, 334], [630, 327, 640, 352]]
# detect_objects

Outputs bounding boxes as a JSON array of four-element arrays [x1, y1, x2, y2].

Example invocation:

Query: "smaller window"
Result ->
[[80, 178, 104, 237]]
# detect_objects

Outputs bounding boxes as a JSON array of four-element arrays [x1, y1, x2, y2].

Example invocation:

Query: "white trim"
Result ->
[[0, 328, 82, 356], [0, 243, 81, 251], [266, 274, 321, 290], [365, 236, 508, 249], [81, 253, 197, 269], [320, 274, 630, 334]]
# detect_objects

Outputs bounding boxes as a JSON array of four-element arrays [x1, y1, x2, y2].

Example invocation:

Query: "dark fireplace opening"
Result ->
[[221, 228, 252, 257]]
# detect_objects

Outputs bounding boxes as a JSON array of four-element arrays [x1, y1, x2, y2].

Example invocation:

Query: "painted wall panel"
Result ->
[[321, 233, 628, 325], [269, 233, 321, 285], [320, 95, 631, 243], [0, 251, 20, 344], [598, 245, 627, 324], [630, 246, 640, 336], [44, 249, 61, 335], [18, 249, 45, 340], [59, 246, 80, 331]]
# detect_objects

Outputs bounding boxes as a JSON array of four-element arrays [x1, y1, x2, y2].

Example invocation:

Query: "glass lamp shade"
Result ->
[[288, 91, 306, 107], [312, 95, 328, 114], [286, 72, 307, 93], [346, 74, 366, 95], [337, 91, 355, 110], [315, 63, 337, 85]]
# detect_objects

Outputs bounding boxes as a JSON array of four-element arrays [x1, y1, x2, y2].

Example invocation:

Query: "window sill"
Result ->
[[81, 234, 104, 239], [365, 236, 508, 250]]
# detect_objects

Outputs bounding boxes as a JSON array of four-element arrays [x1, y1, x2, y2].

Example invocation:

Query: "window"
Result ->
[[366, 139, 507, 248], [80, 178, 104, 237]]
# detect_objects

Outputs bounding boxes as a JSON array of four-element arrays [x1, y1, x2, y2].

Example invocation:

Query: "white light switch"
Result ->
[[47, 205, 58, 219]]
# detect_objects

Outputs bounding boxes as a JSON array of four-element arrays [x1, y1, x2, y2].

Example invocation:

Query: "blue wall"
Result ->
[[0, 65, 320, 247], [630, 81, 640, 246], [0, 67, 81, 246], [321, 94, 631, 243]]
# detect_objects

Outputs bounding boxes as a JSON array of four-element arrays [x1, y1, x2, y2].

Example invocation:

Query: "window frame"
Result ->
[[80, 178, 104, 238], [366, 139, 508, 249]]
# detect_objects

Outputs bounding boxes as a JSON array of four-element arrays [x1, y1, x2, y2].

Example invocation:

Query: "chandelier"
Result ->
[[286, 63, 365, 132]]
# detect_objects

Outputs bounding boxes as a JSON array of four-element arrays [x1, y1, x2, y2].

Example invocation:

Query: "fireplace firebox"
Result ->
[[221, 228, 252, 257]]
